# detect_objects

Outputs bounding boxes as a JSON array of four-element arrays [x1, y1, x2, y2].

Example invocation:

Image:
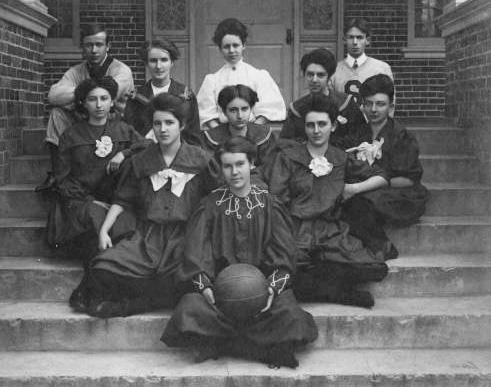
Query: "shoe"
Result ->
[[329, 289, 375, 309], [266, 344, 299, 369], [69, 288, 88, 312], [191, 342, 219, 363], [35, 173, 56, 194], [383, 241, 399, 260]]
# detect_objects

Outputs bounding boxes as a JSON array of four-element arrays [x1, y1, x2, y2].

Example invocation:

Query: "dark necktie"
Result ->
[[353, 59, 358, 70]]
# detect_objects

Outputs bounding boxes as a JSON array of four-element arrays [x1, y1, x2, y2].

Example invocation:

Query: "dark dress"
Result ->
[[264, 143, 389, 305], [279, 91, 365, 148], [161, 185, 318, 364], [84, 142, 212, 316], [50, 120, 144, 247], [341, 117, 429, 253], [124, 79, 202, 146]]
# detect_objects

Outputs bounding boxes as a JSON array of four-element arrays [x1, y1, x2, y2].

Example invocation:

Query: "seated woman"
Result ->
[[197, 18, 286, 130], [203, 84, 276, 168], [341, 74, 428, 259], [75, 94, 213, 317], [161, 137, 317, 369], [124, 39, 202, 146], [51, 76, 143, 256], [264, 94, 389, 308], [280, 48, 365, 148]]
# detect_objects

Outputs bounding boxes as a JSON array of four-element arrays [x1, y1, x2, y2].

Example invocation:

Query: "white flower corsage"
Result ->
[[95, 135, 113, 158], [346, 138, 384, 165], [336, 115, 348, 125], [309, 156, 333, 177]]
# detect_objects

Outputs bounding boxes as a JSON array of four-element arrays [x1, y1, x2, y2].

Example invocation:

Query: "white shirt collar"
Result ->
[[346, 53, 367, 67], [151, 82, 171, 96], [223, 58, 244, 70]]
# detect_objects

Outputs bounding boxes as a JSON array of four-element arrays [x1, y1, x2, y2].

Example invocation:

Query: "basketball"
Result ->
[[214, 264, 270, 322]]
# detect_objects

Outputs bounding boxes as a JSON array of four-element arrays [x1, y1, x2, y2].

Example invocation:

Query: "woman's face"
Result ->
[[220, 34, 244, 65], [224, 97, 251, 131], [305, 111, 335, 148], [147, 48, 173, 85], [220, 151, 252, 195], [83, 87, 113, 122], [152, 110, 183, 148], [305, 63, 329, 94]]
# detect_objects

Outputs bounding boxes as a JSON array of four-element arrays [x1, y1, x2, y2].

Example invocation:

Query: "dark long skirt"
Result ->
[[161, 289, 318, 349]]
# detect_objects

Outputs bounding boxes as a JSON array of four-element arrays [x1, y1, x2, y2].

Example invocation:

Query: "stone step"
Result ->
[[388, 216, 491, 253], [0, 218, 49, 256], [1, 296, 490, 351], [407, 125, 469, 155], [2, 254, 490, 302], [0, 184, 48, 218], [9, 155, 49, 185], [420, 154, 479, 183], [22, 127, 48, 155], [1, 348, 490, 387], [424, 183, 491, 216]]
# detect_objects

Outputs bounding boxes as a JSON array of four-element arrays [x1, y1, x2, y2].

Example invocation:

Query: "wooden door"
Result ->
[[193, 0, 294, 104]]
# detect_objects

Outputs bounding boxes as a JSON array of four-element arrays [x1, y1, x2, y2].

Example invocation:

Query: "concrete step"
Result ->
[[388, 216, 491, 253], [1, 348, 490, 387], [22, 127, 48, 155], [420, 154, 479, 183], [10, 155, 49, 184], [0, 184, 48, 218], [1, 296, 490, 351], [2, 254, 490, 302], [0, 218, 50, 256], [407, 126, 469, 155], [425, 183, 491, 216]]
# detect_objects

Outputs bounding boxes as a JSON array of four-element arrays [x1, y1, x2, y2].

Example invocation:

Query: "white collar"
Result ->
[[151, 82, 171, 96], [346, 53, 367, 67], [223, 58, 245, 70]]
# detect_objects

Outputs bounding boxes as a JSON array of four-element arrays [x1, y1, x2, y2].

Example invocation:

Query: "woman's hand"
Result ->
[[202, 287, 215, 305], [98, 230, 113, 251], [107, 151, 125, 174], [342, 183, 359, 201], [259, 287, 275, 313]]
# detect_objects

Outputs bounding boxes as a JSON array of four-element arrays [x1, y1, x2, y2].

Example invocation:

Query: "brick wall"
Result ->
[[43, 0, 147, 117], [445, 18, 491, 183], [344, 0, 446, 118], [0, 18, 46, 185]]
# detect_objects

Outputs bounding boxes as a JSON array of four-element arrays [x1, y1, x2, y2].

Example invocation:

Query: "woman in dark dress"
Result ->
[[75, 94, 213, 318], [124, 39, 202, 146], [51, 76, 143, 253], [341, 74, 428, 259], [280, 48, 365, 148], [264, 94, 389, 308], [202, 84, 277, 168], [161, 137, 317, 369]]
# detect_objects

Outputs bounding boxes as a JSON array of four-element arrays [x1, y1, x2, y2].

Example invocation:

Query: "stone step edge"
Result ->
[[1, 295, 491, 320], [0, 348, 490, 380]]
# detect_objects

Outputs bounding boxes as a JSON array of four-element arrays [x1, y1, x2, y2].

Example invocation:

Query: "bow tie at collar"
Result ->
[[150, 168, 195, 197]]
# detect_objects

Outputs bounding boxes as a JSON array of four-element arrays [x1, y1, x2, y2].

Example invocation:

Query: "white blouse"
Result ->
[[197, 59, 286, 128]]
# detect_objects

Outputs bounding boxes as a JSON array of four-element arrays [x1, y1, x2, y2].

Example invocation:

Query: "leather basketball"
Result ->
[[214, 264, 270, 322]]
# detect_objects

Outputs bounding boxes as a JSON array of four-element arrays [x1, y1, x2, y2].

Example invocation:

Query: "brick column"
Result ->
[[0, 0, 55, 185]]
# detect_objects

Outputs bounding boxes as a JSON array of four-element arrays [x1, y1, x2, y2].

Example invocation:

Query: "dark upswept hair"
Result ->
[[138, 39, 180, 63], [74, 76, 118, 114], [343, 18, 371, 37], [212, 18, 248, 47], [359, 74, 395, 103], [214, 136, 258, 165], [300, 94, 339, 124], [80, 23, 111, 44], [300, 48, 337, 78], [217, 84, 259, 112], [147, 93, 189, 127]]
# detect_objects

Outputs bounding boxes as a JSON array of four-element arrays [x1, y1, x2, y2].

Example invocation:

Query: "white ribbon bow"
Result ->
[[346, 138, 385, 165], [150, 168, 195, 197], [145, 130, 158, 143]]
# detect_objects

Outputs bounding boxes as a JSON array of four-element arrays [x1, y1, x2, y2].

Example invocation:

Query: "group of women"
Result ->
[[48, 18, 428, 369]]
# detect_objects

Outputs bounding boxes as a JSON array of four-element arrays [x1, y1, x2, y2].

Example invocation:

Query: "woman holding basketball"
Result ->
[[161, 136, 317, 369]]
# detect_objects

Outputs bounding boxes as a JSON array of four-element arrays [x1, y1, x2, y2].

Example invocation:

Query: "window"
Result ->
[[404, 0, 445, 58], [44, 0, 81, 59]]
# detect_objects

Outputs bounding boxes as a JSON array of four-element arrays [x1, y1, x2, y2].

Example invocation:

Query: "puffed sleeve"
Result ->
[[384, 131, 423, 182], [263, 150, 292, 206], [182, 88, 204, 147], [177, 201, 216, 284], [264, 197, 296, 294], [110, 158, 141, 211], [345, 152, 388, 183], [197, 74, 219, 128], [252, 69, 287, 121], [108, 62, 134, 115], [47, 67, 81, 109]]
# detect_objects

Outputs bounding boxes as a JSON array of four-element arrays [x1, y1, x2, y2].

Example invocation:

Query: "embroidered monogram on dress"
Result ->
[[214, 185, 268, 219]]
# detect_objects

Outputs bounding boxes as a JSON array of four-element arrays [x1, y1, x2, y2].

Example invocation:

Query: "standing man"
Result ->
[[37, 24, 134, 192], [329, 18, 393, 106]]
